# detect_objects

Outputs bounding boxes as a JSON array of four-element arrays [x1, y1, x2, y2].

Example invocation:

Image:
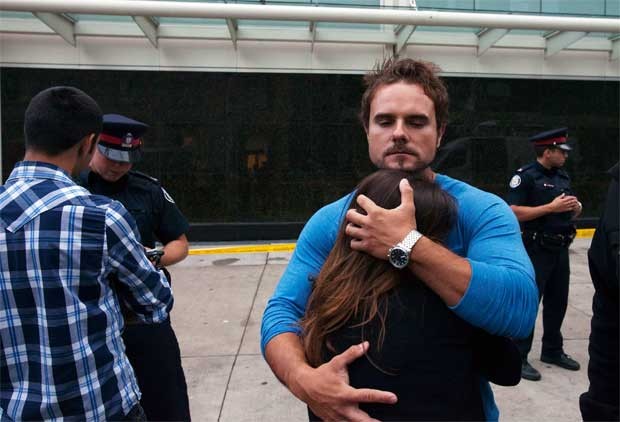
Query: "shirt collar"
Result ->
[[0, 162, 88, 233], [534, 160, 557, 176], [6, 161, 76, 185]]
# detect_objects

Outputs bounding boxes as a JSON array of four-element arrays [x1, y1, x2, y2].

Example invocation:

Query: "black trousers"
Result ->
[[516, 242, 570, 359], [579, 289, 620, 421], [123, 403, 147, 421], [123, 319, 191, 421]]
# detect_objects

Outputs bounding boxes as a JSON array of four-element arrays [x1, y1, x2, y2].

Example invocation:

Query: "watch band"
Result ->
[[398, 229, 423, 253]]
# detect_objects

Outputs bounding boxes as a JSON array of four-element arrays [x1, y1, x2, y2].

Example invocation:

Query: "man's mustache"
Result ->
[[383, 145, 417, 157]]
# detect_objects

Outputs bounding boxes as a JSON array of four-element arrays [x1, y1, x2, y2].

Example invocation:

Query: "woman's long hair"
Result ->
[[300, 169, 456, 368]]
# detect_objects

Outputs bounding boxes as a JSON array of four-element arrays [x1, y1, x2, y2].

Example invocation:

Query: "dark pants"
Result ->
[[108, 403, 147, 421], [579, 289, 620, 421], [123, 319, 191, 421], [123, 403, 147, 421], [516, 242, 570, 359]]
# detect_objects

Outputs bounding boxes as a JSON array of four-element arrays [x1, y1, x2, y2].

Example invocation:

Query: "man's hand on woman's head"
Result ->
[[292, 342, 397, 422], [345, 179, 416, 260]]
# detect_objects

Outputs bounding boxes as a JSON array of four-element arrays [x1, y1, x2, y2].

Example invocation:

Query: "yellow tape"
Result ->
[[189, 243, 296, 255], [189, 229, 595, 255], [576, 228, 595, 238]]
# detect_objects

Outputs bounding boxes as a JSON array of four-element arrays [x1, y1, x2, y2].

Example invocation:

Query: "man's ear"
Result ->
[[86, 133, 98, 155], [437, 124, 446, 149], [76, 133, 97, 158]]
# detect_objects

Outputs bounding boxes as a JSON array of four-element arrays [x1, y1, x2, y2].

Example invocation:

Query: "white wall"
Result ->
[[2, 31, 619, 79]]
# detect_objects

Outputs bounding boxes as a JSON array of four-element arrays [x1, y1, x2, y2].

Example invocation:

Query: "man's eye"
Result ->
[[407, 120, 426, 127]]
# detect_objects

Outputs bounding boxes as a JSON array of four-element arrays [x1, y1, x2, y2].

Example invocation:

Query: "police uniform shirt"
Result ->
[[83, 170, 189, 248], [506, 161, 575, 234]]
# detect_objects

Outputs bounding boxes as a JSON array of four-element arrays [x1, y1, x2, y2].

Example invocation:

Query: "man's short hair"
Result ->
[[534, 145, 556, 157], [24, 86, 102, 155], [360, 58, 449, 132]]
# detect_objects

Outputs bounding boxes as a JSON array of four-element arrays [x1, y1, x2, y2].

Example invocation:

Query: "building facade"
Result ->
[[1, 0, 618, 239]]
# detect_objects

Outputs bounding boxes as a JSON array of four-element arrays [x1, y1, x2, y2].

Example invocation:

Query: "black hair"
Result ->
[[24, 86, 102, 155], [534, 145, 557, 157]]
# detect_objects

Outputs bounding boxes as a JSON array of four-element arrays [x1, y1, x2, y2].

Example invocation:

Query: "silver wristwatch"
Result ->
[[387, 229, 423, 269]]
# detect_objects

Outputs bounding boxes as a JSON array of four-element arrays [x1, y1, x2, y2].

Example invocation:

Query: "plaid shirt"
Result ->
[[0, 162, 173, 421]]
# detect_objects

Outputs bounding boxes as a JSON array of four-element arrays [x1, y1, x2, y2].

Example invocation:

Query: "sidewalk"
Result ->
[[168, 238, 594, 421]]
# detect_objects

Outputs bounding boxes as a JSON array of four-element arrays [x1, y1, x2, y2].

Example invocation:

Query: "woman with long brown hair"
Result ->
[[300, 169, 485, 421]]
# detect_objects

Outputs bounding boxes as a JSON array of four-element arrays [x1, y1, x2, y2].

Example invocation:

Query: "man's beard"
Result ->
[[380, 157, 430, 176], [396, 156, 429, 173]]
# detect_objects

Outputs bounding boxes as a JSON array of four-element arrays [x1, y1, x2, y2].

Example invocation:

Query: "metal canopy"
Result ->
[[477, 28, 510, 56], [1, 0, 619, 59], [32, 12, 76, 45], [132, 15, 159, 48]]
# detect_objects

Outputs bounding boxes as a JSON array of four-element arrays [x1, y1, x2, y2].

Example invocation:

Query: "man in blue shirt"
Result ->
[[0, 86, 173, 421], [261, 58, 538, 421]]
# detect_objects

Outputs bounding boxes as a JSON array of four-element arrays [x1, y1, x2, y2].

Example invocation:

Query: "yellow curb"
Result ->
[[189, 243, 296, 255], [189, 229, 595, 255], [576, 228, 595, 238]]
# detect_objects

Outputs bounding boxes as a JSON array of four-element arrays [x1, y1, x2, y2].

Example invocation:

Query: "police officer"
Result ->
[[580, 162, 619, 421], [506, 127, 582, 381], [81, 114, 191, 420]]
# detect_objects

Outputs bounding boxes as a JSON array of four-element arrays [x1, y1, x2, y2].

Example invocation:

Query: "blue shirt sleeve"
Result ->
[[260, 194, 352, 355], [261, 177, 537, 353], [448, 188, 538, 339]]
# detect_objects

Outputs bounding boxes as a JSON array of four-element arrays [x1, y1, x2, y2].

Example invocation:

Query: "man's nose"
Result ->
[[392, 119, 407, 140]]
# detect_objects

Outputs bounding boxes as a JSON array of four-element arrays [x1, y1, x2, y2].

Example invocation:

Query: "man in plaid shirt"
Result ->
[[0, 86, 173, 421]]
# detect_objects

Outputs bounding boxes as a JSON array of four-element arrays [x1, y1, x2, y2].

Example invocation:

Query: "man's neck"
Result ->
[[418, 166, 436, 182], [536, 157, 553, 170], [23, 150, 76, 175]]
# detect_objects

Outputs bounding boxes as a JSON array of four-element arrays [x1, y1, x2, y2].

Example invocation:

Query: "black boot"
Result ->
[[521, 360, 542, 381], [541, 352, 580, 371]]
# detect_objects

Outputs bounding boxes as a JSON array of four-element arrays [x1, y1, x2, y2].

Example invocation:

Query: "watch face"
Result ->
[[389, 247, 409, 269]]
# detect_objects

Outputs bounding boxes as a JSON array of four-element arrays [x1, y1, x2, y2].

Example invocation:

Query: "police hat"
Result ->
[[528, 127, 572, 151], [98, 114, 148, 163]]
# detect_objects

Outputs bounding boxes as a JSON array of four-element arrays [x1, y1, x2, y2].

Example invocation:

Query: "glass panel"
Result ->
[[542, 0, 605, 16], [238, 19, 312, 28], [415, 26, 480, 33], [436, 76, 619, 217], [586, 32, 614, 38], [0, 11, 34, 18], [416, 0, 475, 11], [417, 0, 615, 16], [72, 14, 134, 22], [2, 69, 618, 222], [606, 0, 620, 16], [314, 22, 382, 29], [510, 29, 549, 35], [473, 0, 542, 12], [157, 17, 227, 24]]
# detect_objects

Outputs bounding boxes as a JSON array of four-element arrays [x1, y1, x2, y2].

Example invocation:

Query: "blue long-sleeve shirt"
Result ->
[[261, 173, 538, 421]]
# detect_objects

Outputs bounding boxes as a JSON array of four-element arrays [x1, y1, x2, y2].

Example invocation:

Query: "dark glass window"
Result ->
[[2, 69, 618, 224]]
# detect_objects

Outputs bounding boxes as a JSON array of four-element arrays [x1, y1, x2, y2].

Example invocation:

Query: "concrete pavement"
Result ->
[[168, 238, 595, 421]]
